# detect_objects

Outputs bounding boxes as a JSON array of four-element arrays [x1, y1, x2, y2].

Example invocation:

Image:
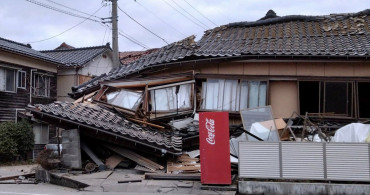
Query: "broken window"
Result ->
[[106, 89, 143, 110], [201, 79, 267, 111], [299, 81, 353, 117], [33, 73, 51, 97], [0, 67, 17, 92], [358, 82, 370, 118], [150, 84, 192, 112]]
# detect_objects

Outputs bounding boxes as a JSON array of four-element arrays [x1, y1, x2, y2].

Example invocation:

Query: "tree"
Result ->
[[0, 120, 34, 160]]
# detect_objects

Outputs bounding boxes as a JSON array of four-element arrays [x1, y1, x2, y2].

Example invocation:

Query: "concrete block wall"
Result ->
[[61, 129, 82, 169]]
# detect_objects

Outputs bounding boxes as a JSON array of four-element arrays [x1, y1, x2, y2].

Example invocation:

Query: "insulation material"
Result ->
[[332, 123, 370, 143]]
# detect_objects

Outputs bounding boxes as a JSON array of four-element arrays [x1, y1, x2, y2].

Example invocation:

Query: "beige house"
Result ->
[[41, 43, 114, 101], [70, 9, 370, 121]]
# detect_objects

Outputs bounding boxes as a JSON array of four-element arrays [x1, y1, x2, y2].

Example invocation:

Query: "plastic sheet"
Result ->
[[332, 123, 370, 143]]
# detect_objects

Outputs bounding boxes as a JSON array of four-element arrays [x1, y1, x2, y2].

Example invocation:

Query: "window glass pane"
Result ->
[[107, 89, 142, 110], [5, 69, 15, 91], [177, 84, 191, 109], [17, 71, 26, 88], [33, 74, 51, 97], [239, 80, 249, 110], [258, 81, 267, 106], [33, 124, 49, 144], [0, 68, 5, 91], [222, 80, 238, 111], [249, 81, 259, 108], [204, 79, 220, 110], [151, 87, 176, 111], [325, 82, 348, 114]]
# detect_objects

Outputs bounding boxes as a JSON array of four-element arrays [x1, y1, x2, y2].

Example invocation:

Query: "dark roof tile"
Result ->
[[34, 102, 182, 153], [0, 37, 61, 64], [41, 44, 112, 67], [72, 9, 370, 95]]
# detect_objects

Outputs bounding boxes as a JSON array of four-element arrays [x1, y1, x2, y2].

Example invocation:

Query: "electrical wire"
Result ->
[[183, 0, 218, 27], [101, 23, 149, 49], [134, 0, 187, 37], [25, 0, 101, 23], [161, 0, 206, 30], [26, 6, 104, 44], [169, 0, 210, 29], [118, 5, 169, 44], [45, 0, 102, 19]]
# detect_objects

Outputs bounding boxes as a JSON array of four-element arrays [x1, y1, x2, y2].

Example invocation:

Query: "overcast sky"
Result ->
[[0, 0, 368, 51]]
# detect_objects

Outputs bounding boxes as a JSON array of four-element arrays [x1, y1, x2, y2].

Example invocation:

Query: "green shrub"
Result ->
[[0, 120, 34, 159]]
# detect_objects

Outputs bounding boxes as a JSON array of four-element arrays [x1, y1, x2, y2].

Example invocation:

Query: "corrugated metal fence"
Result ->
[[239, 142, 370, 181]]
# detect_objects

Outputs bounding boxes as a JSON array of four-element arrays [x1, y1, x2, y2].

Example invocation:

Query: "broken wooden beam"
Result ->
[[144, 173, 200, 180], [103, 144, 164, 171], [80, 142, 106, 171], [0, 173, 35, 181], [118, 179, 142, 183], [127, 118, 165, 129], [105, 155, 124, 169]]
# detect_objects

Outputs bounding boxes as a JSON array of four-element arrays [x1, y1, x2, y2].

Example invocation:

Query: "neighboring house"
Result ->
[[0, 37, 63, 158], [41, 43, 114, 101], [0, 37, 61, 121], [29, 9, 370, 155]]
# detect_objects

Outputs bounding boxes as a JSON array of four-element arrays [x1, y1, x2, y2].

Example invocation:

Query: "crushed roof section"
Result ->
[[0, 37, 62, 64], [72, 9, 370, 95], [119, 48, 159, 65], [34, 102, 182, 153], [41, 44, 112, 67]]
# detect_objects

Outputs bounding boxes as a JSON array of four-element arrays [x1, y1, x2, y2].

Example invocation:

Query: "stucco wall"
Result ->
[[78, 53, 114, 77], [0, 51, 58, 73], [57, 75, 75, 102], [269, 81, 299, 118]]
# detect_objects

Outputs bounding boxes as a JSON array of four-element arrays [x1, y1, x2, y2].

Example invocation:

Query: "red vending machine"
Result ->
[[199, 112, 231, 184]]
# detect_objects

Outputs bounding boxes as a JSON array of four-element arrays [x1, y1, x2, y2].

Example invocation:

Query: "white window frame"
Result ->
[[33, 73, 51, 97], [17, 70, 26, 89], [0, 67, 17, 93]]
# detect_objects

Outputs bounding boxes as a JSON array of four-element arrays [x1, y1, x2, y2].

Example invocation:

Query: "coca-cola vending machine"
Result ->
[[199, 112, 231, 184]]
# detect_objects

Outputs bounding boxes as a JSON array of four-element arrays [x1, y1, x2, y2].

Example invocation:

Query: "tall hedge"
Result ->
[[0, 120, 34, 159]]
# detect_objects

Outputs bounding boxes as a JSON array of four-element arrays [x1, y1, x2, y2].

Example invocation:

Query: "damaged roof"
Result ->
[[119, 48, 159, 65], [71, 9, 370, 96], [0, 37, 62, 64], [29, 102, 182, 154], [41, 43, 112, 67]]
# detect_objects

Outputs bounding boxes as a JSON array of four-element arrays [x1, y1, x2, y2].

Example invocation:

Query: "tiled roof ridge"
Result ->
[[227, 9, 370, 28], [0, 36, 32, 48], [41, 44, 111, 53]]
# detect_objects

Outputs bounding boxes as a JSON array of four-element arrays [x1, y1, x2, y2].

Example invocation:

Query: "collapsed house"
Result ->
[[24, 10, 370, 185]]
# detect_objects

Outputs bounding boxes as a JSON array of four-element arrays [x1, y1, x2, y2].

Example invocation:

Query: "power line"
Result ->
[[161, 0, 206, 30], [169, 0, 210, 29], [101, 23, 149, 49], [117, 5, 169, 44], [45, 0, 101, 19], [25, 0, 101, 23], [183, 0, 218, 27], [134, 0, 187, 37], [27, 6, 104, 44]]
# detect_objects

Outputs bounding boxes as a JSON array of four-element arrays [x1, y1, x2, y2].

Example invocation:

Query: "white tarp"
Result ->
[[332, 123, 370, 143]]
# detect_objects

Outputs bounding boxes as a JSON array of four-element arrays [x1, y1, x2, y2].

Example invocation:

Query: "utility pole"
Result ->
[[111, 0, 119, 67]]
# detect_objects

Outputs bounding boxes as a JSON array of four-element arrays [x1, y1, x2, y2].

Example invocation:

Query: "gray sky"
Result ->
[[0, 0, 368, 51]]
